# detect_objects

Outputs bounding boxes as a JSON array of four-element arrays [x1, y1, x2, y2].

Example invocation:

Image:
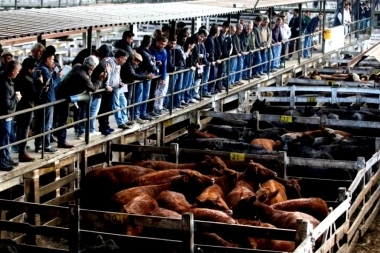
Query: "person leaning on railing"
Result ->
[[14, 58, 41, 163], [0, 61, 22, 171], [55, 55, 108, 141]]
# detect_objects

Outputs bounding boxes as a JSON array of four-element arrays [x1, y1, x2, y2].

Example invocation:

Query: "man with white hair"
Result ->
[[29, 43, 45, 61], [55, 55, 107, 143]]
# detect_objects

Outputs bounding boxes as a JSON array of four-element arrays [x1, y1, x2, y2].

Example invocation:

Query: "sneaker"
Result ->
[[141, 115, 155, 121], [152, 109, 162, 115], [189, 98, 197, 103], [19, 153, 35, 163], [44, 147, 58, 153], [151, 111, 161, 117], [118, 124, 132, 130], [0, 162, 14, 171], [107, 128, 115, 132], [6, 159, 19, 167], [135, 117, 147, 124], [101, 129, 113, 136], [77, 133, 84, 140], [193, 95, 201, 100], [90, 131, 102, 137], [174, 105, 186, 109], [202, 92, 212, 97], [161, 108, 169, 113], [252, 75, 261, 78], [125, 121, 135, 126], [181, 101, 189, 107]]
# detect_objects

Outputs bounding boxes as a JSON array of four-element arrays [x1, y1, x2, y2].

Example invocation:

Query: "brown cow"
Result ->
[[191, 208, 237, 224], [241, 160, 278, 191], [150, 208, 182, 219], [271, 198, 329, 221], [237, 219, 295, 252], [256, 180, 287, 205], [233, 196, 320, 230], [111, 183, 173, 211], [195, 170, 238, 215], [83, 165, 156, 210], [131, 169, 215, 187], [156, 190, 192, 214], [135, 155, 222, 175], [273, 177, 302, 199], [187, 123, 217, 138], [251, 138, 282, 151], [195, 233, 240, 248]]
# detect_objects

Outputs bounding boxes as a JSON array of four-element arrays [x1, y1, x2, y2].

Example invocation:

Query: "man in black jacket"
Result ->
[[0, 61, 21, 171], [204, 25, 219, 95], [217, 21, 232, 90], [135, 36, 157, 121]]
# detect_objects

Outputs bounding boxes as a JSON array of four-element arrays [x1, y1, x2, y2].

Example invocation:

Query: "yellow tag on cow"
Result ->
[[280, 115, 293, 123], [325, 80, 336, 86], [230, 152, 245, 161], [307, 96, 317, 102]]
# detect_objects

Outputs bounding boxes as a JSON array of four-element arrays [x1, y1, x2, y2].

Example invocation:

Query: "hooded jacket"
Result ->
[[0, 72, 18, 116], [149, 44, 168, 80]]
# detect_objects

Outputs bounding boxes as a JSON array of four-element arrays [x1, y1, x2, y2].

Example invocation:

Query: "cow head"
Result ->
[[205, 155, 229, 172], [232, 195, 257, 219], [250, 98, 266, 113], [196, 196, 233, 216], [187, 123, 201, 135], [243, 160, 277, 181], [255, 187, 280, 205], [285, 178, 302, 199]]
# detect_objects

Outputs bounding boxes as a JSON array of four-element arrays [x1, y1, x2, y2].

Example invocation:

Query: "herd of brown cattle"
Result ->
[[83, 155, 329, 252]]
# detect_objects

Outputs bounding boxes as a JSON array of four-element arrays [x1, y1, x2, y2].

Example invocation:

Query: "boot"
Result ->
[[19, 152, 36, 162]]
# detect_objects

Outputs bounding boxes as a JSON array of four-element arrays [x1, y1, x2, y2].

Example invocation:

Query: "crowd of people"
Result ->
[[0, 11, 326, 171]]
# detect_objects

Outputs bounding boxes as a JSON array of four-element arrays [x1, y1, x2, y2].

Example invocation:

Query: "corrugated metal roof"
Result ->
[[0, 0, 320, 43], [0, 2, 243, 42]]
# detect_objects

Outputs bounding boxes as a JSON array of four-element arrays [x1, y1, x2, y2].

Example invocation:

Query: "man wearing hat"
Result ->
[[33, 46, 69, 152], [0, 51, 13, 72]]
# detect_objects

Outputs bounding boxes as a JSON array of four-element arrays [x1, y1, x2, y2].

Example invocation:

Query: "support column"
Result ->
[[95, 30, 102, 49], [87, 26, 93, 55]]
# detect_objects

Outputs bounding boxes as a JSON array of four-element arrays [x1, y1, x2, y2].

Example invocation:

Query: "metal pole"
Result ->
[[191, 18, 195, 35], [41, 107, 45, 159], [322, 0, 326, 54], [298, 3, 302, 64], [87, 26, 93, 54]]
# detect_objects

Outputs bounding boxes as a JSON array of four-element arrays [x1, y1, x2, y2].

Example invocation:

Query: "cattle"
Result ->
[[251, 138, 282, 151], [111, 183, 173, 211], [256, 179, 287, 205], [121, 195, 158, 215], [273, 177, 302, 199], [209, 117, 249, 128], [187, 123, 217, 138], [131, 169, 214, 187], [0, 239, 19, 253], [233, 196, 320, 230], [82, 165, 156, 210], [150, 208, 182, 219], [271, 198, 329, 221], [190, 208, 237, 224], [237, 219, 295, 252], [156, 190, 192, 214], [202, 125, 242, 140], [242, 160, 278, 186], [195, 170, 238, 215], [226, 179, 256, 210], [239, 128, 289, 143], [135, 155, 222, 175]]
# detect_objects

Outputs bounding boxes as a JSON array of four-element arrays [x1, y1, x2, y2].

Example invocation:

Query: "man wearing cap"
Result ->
[[0, 51, 13, 72], [33, 45, 66, 152], [0, 60, 22, 171]]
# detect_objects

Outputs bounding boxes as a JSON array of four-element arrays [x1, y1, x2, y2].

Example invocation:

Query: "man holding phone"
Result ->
[[0, 61, 21, 171]]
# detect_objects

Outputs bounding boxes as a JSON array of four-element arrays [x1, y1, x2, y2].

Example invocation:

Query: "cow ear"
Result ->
[[269, 189, 280, 199]]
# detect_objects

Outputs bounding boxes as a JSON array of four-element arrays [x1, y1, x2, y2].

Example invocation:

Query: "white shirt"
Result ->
[[280, 23, 292, 41]]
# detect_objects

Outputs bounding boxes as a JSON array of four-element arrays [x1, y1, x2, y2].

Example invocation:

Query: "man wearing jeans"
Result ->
[[0, 61, 21, 171], [303, 13, 323, 59]]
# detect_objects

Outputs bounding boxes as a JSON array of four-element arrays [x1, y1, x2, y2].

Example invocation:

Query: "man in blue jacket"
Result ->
[[150, 36, 168, 117], [303, 13, 323, 59]]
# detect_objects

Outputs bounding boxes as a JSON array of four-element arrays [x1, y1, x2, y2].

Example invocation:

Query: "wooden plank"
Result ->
[[348, 41, 380, 67], [349, 169, 380, 217], [0, 176, 23, 192], [0, 220, 69, 238], [195, 220, 296, 241], [164, 128, 188, 144], [287, 78, 374, 87], [87, 144, 104, 157], [44, 189, 80, 206], [288, 157, 357, 170], [314, 221, 349, 253], [359, 195, 380, 236], [307, 68, 372, 74], [348, 184, 380, 241], [0, 199, 68, 217], [39, 172, 79, 197], [80, 209, 183, 230], [336, 244, 348, 253]]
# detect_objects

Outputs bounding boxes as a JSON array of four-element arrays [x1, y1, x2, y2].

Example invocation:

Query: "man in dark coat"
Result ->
[[0, 61, 21, 171]]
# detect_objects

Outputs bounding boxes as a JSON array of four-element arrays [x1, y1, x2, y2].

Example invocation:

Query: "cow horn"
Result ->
[[228, 209, 233, 216], [211, 178, 215, 184]]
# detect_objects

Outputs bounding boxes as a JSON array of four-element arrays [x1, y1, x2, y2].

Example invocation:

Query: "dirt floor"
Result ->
[[353, 212, 380, 253]]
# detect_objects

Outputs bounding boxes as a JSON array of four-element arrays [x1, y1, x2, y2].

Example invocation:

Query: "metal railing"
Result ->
[[0, 23, 370, 160]]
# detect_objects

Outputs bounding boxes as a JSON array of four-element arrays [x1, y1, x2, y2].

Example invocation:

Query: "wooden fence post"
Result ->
[[278, 151, 287, 179], [181, 212, 194, 253], [170, 143, 179, 167], [252, 111, 260, 131], [295, 219, 312, 252], [69, 205, 80, 253]]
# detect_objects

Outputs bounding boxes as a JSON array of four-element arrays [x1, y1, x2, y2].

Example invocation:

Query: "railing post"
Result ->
[[170, 143, 179, 168], [69, 204, 80, 253], [252, 110, 260, 132], [85, 96, 91, 145], [41, 107, 46, 159], [290, 85, 296, 108], [295, 218, 312, 251], [278, 151, 288, 180], [181, 212, 194, 253]]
